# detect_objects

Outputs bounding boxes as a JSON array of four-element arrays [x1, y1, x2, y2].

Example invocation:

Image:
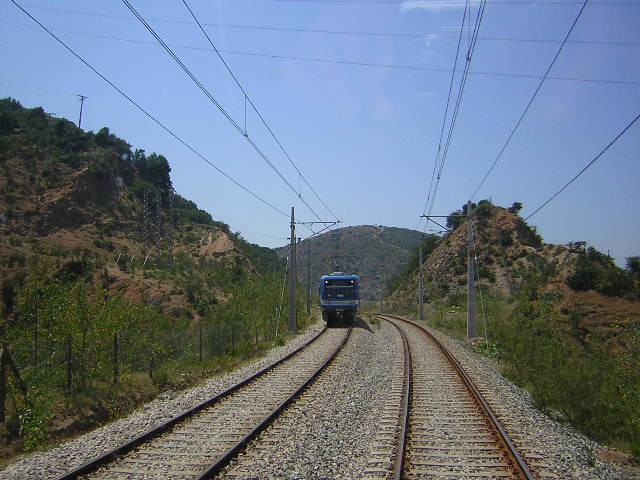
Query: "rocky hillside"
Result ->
[[387, 201, 639, 349], [275, 225, 428, 302], [0, 98, 282, 320]]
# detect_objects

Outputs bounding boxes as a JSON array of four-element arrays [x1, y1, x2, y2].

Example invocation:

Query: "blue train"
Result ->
[[319, 271, 360, 326]]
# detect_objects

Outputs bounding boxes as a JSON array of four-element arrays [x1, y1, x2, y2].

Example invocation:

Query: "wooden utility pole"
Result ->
[[467, 201, 477, 339], [306, 242, 311, 314], [419, 246, 424, 321], [288, 207, 297, 333], [77, 95, 87, 128]]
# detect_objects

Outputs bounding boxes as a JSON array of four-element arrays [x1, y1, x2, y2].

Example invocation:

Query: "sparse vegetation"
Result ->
[[389, 200, 639, 459], [0, 98, 305, 456]]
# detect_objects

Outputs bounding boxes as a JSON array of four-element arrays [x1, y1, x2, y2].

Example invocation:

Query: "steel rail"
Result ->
[[385, 319, 412, 480], [56, 326, 328, 480], [196, 325, 352, 478], [378, 314, 535, 480]]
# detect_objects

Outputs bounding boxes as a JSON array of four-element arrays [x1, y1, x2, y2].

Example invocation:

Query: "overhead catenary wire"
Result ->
[[469, 0, 589, 201], [9, 0, 289, 218], [3, 3, 638, 46], [3, 19, 638, 87], [420, 0, 469, 232], [265, 0, 636, 4], [524, 111, 640, 221], [424, 0, 487, 223], [180, 0, 339, 223], [121, 0, 324, 223]]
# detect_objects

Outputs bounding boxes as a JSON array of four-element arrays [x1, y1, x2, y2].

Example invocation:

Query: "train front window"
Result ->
[[323, 279, 356, 299]]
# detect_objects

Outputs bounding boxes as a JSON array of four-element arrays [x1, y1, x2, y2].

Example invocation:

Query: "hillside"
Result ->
[[386, 201, 639, 348], [0, 98, 310, 456], [386, 201, 640, 458], [275, 225, 428, 302], [0, 98, 282, 320]]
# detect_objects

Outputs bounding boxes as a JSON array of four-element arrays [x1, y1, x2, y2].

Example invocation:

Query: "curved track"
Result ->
[[57, 325, 351, 480], [369, 315, 534, 480]]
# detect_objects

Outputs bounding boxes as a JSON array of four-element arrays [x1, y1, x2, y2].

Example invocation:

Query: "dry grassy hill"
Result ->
[[387, 202, 639, 352], [0, 98, 282, 321]]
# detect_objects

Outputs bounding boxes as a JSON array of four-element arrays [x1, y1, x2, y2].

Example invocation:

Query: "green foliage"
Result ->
[[490, 274, 640, 458], [173, 194, 215, 226], [131, 150, 172, 197], [568, 247, 636, 298], [0, 254, 308, 451], [446, 208, 465, 231], [508, 202, 523, 214], [627, 256, 640, 276], [515, 219, 543, 248]]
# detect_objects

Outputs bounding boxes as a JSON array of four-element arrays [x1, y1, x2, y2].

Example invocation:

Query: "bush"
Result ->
[[493, 274, 640, 458], [568, 247, 635, 297]]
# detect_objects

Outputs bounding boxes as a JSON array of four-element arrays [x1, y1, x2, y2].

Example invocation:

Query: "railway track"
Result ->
[[56, 325, 351, 480], [365, 315, 534, 480]]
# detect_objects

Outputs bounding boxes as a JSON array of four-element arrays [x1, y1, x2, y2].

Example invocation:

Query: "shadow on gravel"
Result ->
[[326, 316, 373, 332], [353, 316, 373, 333]]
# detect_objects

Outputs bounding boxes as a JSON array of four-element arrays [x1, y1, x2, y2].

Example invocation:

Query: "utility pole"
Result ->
[[288, 207, 297, 333], [306, 241, 311, 314], [77, 95, 87, 128], [419, 246, 424, 321], [379, 274, 383, 313], [467, 200, 477, 339]]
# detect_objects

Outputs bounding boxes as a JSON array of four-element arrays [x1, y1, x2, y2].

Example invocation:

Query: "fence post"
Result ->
[[0, 345, 28, 424], [113, 332, 119, 383], [0, 347, 6, 423], [199, 325, 203, 362], [66, 334, 73, 394]]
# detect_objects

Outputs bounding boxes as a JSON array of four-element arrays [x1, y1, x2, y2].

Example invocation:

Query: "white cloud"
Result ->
[[401, 0, 480, 11]]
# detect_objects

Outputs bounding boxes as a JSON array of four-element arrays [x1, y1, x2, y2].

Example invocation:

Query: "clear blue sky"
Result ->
[[2, 0, 639, 265]]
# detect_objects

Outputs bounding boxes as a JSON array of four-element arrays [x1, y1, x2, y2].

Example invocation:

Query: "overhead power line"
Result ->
[[9, 0, 289, 218], [181, 0, 339, 222], [1, 3, 637, 46], [3, 19, 638, 86], [420, 0, 469, 229], [424, 0, 487, 221], [121, 0, 323, 222], [266, 0, 635, 3], [469, 0, 589, 200], [525, 111, 640, 221]]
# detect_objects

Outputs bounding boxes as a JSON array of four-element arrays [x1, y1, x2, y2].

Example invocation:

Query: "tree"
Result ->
[[508, 202, 523, 214], [627, 256, 640, 276]]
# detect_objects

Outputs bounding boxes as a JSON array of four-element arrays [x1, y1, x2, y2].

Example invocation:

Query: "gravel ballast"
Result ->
[[220, 317, 398, 479], [2, 313, 637, 480], [418, 318, 638, 480]]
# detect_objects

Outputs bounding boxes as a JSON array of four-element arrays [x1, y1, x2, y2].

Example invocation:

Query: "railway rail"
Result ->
[[366, 314, 534, 480], [56, 325, 351, 480]]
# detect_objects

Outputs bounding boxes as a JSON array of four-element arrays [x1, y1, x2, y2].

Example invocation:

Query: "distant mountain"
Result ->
[[275, 225, 427, 302]]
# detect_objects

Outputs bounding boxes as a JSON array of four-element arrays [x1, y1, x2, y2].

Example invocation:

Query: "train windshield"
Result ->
[[323, 279, 356, 299]]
